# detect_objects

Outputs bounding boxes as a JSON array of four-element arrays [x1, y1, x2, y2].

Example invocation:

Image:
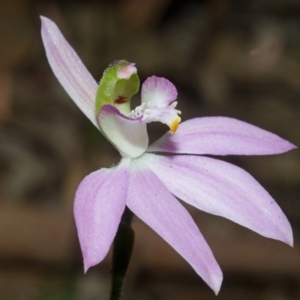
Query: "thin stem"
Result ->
[[110, 207, 134, 300]]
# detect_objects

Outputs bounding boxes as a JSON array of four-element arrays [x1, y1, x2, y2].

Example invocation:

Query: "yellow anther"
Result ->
[[170, 116, 181, 133]]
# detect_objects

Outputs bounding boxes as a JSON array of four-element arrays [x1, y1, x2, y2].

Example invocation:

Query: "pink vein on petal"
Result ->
[[74, 159, 129, 272], [41, 16, 98, 127], [148, 117, 296, 155], [126, 159, 223, 294], [144, 153, 293, 246]]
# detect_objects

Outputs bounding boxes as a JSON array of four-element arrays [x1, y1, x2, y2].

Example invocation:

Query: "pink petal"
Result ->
[[74, 159, 130, 272], [98, 105, 148, 158], [147, 117, 296, 155], [41, 16, 98, 127], [142, 76, 178, 106], [143, 154, 293, 246], [137, 76, 181, 132], [127, 159, 223, 294]]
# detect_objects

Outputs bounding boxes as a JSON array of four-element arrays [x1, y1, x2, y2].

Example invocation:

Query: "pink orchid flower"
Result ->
[[41, 16, 296, 295]]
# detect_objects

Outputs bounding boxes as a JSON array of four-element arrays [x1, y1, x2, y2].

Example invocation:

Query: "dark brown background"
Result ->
[[0, 0, 299, 299]]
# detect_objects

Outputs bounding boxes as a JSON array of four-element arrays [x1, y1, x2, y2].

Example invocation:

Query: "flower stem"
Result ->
[[110, 207, 134, 300]]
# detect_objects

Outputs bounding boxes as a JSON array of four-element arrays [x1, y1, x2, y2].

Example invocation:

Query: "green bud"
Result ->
[[95, 60, 140, 115]]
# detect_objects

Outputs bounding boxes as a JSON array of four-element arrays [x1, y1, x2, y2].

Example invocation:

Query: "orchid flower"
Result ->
[[41, 16, 296, 295]]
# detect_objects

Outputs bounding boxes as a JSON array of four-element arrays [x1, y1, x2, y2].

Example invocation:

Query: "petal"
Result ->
[[126, 158, 223, 294], [98, 105, 148, 158], [41, 16, 98, 127], [147, 117, 296, 155], [142, 76, 177, 106], [143, 154, 293, 246], [74, 159, 130, 272], [133, 76, 181, 132]]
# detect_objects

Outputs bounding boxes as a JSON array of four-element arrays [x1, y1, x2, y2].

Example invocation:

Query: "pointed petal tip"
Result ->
[[40, 16, 47, 29], [40, 16, 59, 36], [287, 142, 297, 152], [276, 139, 297, 154], [285, 232, 294, 248], [212, 267, 223, 295], [277, 219, 293, 247], [40, 16, 61, 34], [83, 264, 89, 274], [208, 271, 223, 295], [83, 254, 103, 274], [40, 15, 52, 26], [195, 256, 223, 295], [271, 230, 293, 248], [211, 276, 223, 296], [84, 260, 92, 274], [214, 286, 221, 296]]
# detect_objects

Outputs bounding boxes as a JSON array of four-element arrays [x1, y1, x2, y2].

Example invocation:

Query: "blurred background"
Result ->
[[0, 0, 300, 299]]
